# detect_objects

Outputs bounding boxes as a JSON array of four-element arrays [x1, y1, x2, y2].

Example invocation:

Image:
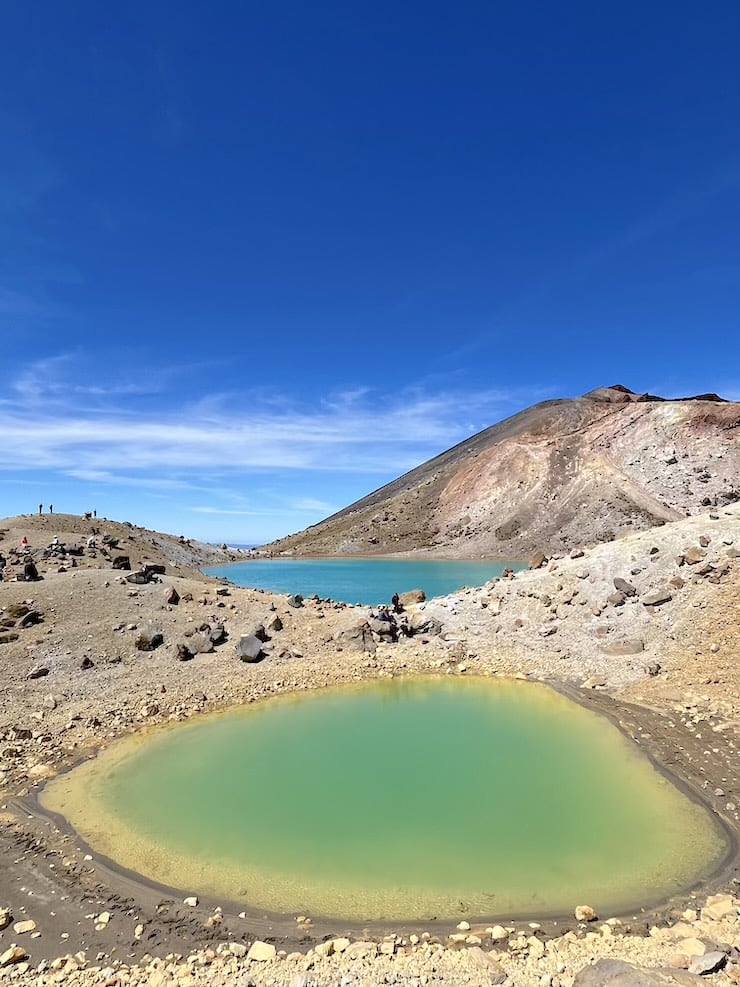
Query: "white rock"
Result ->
[[675, 938, 706, 957], [183, 896, 198, 908], [247, 940, 276, 962], [0, 946, 28, 967], [701, 893, 736, 921], [528, 936, 545, 958], [574, 905, 597, 922]]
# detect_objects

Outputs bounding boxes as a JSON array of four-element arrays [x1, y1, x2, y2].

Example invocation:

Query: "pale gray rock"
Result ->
[[573, 958, 705, 987], [688, 952, 726, 976], [237, 635, 264, 662], [613, 577, 637, 596], [600, 638, 645, 655]]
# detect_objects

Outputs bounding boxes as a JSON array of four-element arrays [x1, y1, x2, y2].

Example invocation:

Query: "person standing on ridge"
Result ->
[[49, 504, 53, 514], [38, 503, 43, 515]]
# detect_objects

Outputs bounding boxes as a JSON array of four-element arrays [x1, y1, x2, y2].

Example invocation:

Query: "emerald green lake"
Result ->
[[42, 677, 727, 921], [202, 557, 526, 605]]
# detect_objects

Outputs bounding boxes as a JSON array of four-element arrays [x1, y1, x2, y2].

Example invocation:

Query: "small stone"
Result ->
[[528, 936, 545, 958], [701, 893, 736, 921], [613, 578, 637, 597], [600, 639, 644, 656], [13, 920, 36, 934], [457, 921, 471, 931], [575, 905, 598, 922], [0, 946, 27, 967], [0, 908, 11, 930], [247, 940, 276, 962], [675, 938, 706, 957], [237, 634, 264, 662], [667, 953, 690, 970], [183, 896, 198, 907], [688, 951, 726, 976], [229, 942, 248, 957], [26, 666, 50, 680], [581, 677, 606, 690], [642, 588, 672, 606], [488, 925, 509, 941]]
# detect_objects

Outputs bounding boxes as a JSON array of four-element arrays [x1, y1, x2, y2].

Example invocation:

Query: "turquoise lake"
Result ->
[[202, 557, 526, 605]]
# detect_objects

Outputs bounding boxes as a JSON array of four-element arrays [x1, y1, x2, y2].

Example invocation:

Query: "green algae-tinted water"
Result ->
[[202, 557, 526, 605], [42, 677, 727, 921]]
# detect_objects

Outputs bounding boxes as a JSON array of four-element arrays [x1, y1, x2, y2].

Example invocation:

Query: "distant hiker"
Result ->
[[49, 504, 53, 514], [93, 509, 97, 518], [392, 592, 402, 613], [38, 503, 43, 515], [20, 536, 29, 550]]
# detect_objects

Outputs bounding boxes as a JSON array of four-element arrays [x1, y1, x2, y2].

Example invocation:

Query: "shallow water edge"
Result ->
[[34, 674, 737, 932]]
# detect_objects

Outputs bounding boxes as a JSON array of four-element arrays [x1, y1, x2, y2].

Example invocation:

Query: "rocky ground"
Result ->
[[0, 507, 739, 986]]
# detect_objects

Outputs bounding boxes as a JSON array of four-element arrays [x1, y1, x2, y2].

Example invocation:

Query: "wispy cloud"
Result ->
[[190, 506, 289, 517], [2, 353, 224, 411], [0, 356, 535, 478], [63, 469, 206, 492]]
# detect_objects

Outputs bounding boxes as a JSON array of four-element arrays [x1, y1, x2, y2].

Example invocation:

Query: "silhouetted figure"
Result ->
[[93, 509, 97, 517], [49, 504, 53, 514], [392, 592, 402, 613], [38, 504, 43, 515]]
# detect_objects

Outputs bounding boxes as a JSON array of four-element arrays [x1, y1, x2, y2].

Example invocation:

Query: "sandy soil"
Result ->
[[0, 508, 739, 986]]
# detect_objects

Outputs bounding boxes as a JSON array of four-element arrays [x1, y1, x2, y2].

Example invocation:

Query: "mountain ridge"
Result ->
[[261, 385, 740, 559]]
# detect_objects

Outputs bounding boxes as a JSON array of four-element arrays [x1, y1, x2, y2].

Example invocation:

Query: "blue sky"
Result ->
[[1, 1, 738, 543]]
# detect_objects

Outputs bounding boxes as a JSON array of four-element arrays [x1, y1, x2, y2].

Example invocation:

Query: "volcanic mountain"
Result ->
[[262, 386, 740, 559]]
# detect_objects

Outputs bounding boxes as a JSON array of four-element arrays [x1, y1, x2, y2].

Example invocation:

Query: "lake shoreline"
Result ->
[[6, 671, 739, 965], [202, 556, 527, 606]]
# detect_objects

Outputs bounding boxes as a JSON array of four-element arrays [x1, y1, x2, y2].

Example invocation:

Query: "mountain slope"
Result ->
[[262, 386, 740, 559]]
